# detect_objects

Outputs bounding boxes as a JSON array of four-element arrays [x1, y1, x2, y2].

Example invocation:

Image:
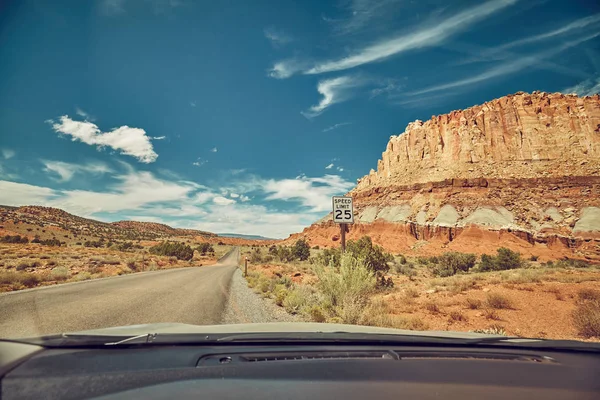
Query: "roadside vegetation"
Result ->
[[242, 236, 600, 341]]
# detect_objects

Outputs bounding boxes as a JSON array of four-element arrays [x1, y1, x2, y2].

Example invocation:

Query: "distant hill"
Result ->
[[218, 233, 276, 240], [0, 205, 216, 241]]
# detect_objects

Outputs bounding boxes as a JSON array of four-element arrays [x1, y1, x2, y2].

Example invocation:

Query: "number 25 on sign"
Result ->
[[332, 196, 354, 223]]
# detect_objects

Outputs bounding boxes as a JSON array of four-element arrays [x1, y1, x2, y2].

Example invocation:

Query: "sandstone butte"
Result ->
[[286, 91, 600, 262]]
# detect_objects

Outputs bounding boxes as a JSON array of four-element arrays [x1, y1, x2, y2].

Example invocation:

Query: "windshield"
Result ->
[[0, 0, 599, 344]]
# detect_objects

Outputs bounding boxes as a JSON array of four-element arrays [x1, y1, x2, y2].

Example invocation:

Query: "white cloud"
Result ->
[[213, 196, 236, 205], [411, 33, 600, 96], [1, 149, 15, 159], [50, 115, 158, 163], [562, 77, 600, 97], [240, 195, 250, 202], [337, 167, 345, 172], [302, 76, 365, 118], [0, 181, 57, 206], [192, 158, 207, 167], [229, 193, 240, 198], [152, 136, 167, 140], [264, 27, 292, 47], [210, 147, 218, 153], [323, 122, 352, 132], [262, 174, 354, 212], [42, 160, 113, 182], [325, 163, 334, 169], [273, 0, 517, 78]]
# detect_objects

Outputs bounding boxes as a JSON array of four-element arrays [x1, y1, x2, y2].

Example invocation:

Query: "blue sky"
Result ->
[[0, 0, 599, 238]]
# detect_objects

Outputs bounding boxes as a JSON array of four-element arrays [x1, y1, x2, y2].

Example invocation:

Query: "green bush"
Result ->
[[73, 271, 92, 281], [486, 293, 513, 309], [346, 236, 393, 276], [0, 235, 29, 244], [39, 238, 61, 247], [316, 248, 341, 267], [149, 241, 194, 260], [478, 248, 525, 272], [196, 242, 214, 255], [554, 259, 593, 269], [292, 239, 310, 261], [250, 248, 263, 263], [430, 252, 477, 277]]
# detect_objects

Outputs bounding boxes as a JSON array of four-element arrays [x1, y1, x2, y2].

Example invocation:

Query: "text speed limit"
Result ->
[[332, 196, 354, 224]]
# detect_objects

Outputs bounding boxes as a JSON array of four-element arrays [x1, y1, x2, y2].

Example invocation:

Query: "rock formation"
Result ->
[[288, 92, 600, 261]]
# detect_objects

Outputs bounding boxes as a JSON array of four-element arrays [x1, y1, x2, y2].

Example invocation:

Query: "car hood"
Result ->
[[67, 322, 518, 340]]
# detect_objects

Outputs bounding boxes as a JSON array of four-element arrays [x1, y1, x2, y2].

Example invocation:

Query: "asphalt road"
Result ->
[[0, 248, 240, 338]]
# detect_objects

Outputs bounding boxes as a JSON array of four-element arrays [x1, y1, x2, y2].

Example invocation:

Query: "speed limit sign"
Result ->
[[332, 196, 354, 224]]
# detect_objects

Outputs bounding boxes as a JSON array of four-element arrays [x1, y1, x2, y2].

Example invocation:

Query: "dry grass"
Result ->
[[577, 288, 600, 302], [465, 297, 482, 309], [449, 310, 467, 322], [572, 300, 600, 338], [424, 301, 440, 313], [484, 309, 501, 320], [486, 293, 513, 309]]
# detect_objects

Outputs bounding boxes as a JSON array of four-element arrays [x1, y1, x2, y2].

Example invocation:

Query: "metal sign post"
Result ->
[[332, 196, 354, 253]]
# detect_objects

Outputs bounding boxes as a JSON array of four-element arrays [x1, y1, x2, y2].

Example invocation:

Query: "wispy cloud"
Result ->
[[325, 163, 334, 169], [99, 0, 125, 15], [325, 0, 404, 36], [99, 0, 183, 16], [1, 149, 15, 160], [190, 101, 196, 107], [410, 32, 600, 96], [75, 107, 95, 121], [210, 147, 218, 153], [302, 76, 365, 118], [562, 77, 600, 97], [213, 196, 236, 205], [337, 166, 345, 172], [456, 14, 600, 65], [268, 59, 310, 79], [49, 115, 158, 163], [323, 122, 352, 132], [152, 136, 167, 140], [264, 27, 292, 47], [42, 160, 113, 182], [272, 0, 517, 78]]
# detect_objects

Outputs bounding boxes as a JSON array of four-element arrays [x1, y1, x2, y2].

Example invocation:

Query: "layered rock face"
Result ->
[[290, 92, 600, 261]]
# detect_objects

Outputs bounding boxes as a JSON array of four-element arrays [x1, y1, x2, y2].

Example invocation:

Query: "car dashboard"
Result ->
[[1, 340, 599, 399]]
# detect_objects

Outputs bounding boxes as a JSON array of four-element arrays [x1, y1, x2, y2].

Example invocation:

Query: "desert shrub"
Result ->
[[73, 271, 92, 281], [282, 286, 312, 314], [312, 245, 320, 250], [126, 259, 139, 271], [430, 252, 476, 277], [577, 288, 600, 302], [249, 248, 263, 263], [573, 300, 600, 338], [292, 238, 310, 261], [478, 248, 525, 272], [316, 247, 341, 267], [486, 293, 513, 309], [50, 266, 70, 281], [396, 254, 407, 264], [16, 261, 29, 271], [1, 235, 29, 244], [554, 259, 593, 269], [0, 271, 40, 287], [484, 309, 501, 320], [273, 284, 289, 306], [473, 325, 506, 335], [425, 301, 440, 313], [39, 238, 61, 247], [149, 241, 193, 260], [84, 240, 104, 248], [465, 298, 482, 309], [346, 236, 394, 277], [530, 255, 539, 261], [315, 253, 377, 323], [196, 242, 214, 255], [304, 304, 327, 322], [449, 310, 467, 322]]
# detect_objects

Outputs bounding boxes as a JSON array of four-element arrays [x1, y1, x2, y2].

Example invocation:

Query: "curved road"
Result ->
[[0, 248, 239, 338]]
